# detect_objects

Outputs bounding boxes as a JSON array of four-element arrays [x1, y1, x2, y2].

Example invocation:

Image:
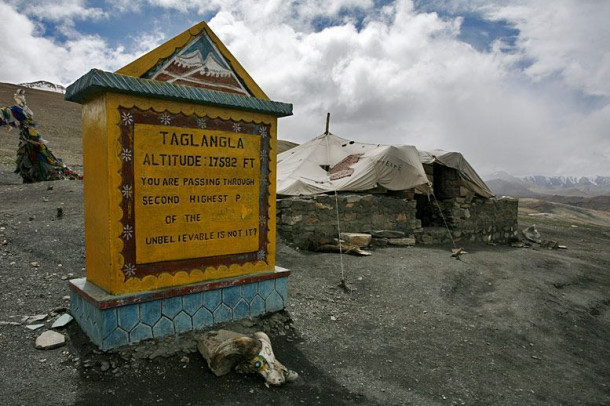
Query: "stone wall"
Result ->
[[277, 193, 519, 248], [277, 194, 422, 249], [416, 196, 519, 244]]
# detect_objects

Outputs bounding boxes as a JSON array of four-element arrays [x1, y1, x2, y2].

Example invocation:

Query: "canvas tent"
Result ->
[[277, 134, 494, 199], [277, 133, 430, 195], [418, 150, 494, 198]]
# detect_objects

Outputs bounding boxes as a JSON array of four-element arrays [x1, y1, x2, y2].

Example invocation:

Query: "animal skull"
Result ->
[[198, 330, 298, 386]]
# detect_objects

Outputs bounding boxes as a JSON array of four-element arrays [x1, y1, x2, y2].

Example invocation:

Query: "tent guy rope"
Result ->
[[323, 113, 352, 293]]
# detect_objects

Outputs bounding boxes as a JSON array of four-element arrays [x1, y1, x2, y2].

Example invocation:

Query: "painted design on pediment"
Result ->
[[143, 34, 251, 96]]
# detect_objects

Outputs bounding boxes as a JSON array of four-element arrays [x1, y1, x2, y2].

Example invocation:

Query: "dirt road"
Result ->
[[0, 170, 609, 405]]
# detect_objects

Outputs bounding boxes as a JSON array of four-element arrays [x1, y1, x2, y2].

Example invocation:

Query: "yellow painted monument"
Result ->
[[66, 22, 292, 350]]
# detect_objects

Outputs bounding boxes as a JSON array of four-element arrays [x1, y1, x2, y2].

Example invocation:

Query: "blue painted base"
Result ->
[[69, 268, 290, 351]]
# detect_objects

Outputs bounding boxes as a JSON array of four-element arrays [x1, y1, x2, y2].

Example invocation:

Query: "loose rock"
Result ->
[[35, 330, 66, 350], [51, 313, 73, 329], [339, 232, 372, 248]]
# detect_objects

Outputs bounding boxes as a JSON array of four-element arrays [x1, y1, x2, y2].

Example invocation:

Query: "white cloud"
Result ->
[[486, 0, 610, 97], [0, 3, 159, 85], [0, 0, 608, 176], [6, 0, 107, 22], [205, 0, 610, 176]]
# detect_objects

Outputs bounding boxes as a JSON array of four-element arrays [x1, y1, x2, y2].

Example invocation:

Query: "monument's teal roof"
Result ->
[[65, 69, 293, 117]]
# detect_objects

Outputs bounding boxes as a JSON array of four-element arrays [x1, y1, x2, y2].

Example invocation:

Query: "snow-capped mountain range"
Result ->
[[484, 171, 610, 197], [18, 80, 65, 94]]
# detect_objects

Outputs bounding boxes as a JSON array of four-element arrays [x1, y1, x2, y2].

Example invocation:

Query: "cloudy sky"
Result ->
[[1, 0, 609, 177]]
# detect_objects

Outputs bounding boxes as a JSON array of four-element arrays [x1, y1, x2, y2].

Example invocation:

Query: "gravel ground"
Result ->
[[0, 169, 609, 405]]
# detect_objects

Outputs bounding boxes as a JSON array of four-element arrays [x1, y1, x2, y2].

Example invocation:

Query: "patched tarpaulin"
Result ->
[[277, 134, 429, 195]]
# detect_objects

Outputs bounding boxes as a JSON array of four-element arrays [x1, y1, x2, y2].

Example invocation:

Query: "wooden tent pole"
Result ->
[[325, 112, 330, 135]]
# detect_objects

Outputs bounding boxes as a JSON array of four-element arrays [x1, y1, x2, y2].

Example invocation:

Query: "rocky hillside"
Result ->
[[0, 82, 82, 168]]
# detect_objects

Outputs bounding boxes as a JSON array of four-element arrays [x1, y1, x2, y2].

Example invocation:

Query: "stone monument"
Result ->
[[65, 22, 292, 350]]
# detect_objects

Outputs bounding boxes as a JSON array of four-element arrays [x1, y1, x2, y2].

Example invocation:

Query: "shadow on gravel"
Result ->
[[67, 323, 369, 406]]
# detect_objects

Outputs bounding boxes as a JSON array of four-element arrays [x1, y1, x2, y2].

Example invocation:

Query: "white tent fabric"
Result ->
[[418, 149, 494, 198], [277, 134, 430, 195]]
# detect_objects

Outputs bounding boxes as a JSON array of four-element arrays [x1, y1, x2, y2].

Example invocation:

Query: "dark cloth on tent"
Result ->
[[1, 105, 80, 183]]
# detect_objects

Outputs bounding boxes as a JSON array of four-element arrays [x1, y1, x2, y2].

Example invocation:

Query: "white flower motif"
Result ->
[[121, 112, 133, 126], [159, 113, 172, 125], [121, 224, 133, 240], [259, 215, 266, 225], [121, 148, 132, 162], [260, 149, 267, 160], [232, 122, 242, 133], [196, 118, 207, 129], [121, 184, 132, 199], [258, 126, 268, 138], [123, 263, 136, 277], [257, 250, 266, 260]]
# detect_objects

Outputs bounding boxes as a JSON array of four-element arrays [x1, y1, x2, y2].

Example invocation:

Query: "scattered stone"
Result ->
[[100, 361, 111, 372], [339, 232, 372, 248], [26, 324, 45, 331], [30, 262, 40, 268], [240, 318, 257, 328], [522, 225, 542, 244], [56, 207, 64, 219], [26, 314, 47, 323], [51, 314, 74, 328], [42, 197, 49, 202], [451, 248, 466, 259], [330, 316, 337, 321], [0, 321, 21, 326], [313, 238, 372, 256], [540, 240, 559, 249], [35, 330, 66, 350]]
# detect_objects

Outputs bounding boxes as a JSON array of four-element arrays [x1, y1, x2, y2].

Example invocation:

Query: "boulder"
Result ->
[[339, 233, 372, 248], [522, 225, 542, 244]]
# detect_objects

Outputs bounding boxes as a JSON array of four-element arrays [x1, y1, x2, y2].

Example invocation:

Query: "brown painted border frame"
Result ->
[[117, 106, 271, 281]]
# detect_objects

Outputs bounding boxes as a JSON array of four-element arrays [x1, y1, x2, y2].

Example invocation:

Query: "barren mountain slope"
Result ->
[[0, 82, 82, 169]]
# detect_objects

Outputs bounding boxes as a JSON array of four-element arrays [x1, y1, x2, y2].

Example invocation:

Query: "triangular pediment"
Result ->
[[116, 22, 268, 99]]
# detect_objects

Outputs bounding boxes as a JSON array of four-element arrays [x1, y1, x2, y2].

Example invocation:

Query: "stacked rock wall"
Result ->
[[277, 194, 421, 249], [416, 196, 519, 244], [277, 193, 519, 248]]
